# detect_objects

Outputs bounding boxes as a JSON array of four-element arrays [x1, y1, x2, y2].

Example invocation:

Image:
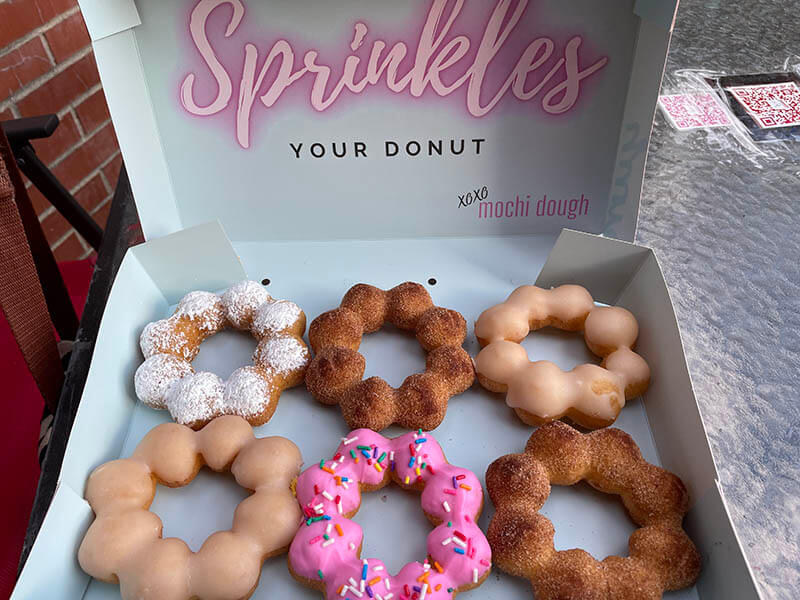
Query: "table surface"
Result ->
[[638, 1, 800, 598]]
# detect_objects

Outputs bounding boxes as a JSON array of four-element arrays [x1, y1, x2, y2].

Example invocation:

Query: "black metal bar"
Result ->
[[1, 115, 59, 143], [15, 144, 104, 251], [18, 165, 140, 575]]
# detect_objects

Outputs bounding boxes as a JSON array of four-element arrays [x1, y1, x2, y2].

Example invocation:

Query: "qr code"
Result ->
[[658, 93, 731, 130], [729, 82, 800, 129]]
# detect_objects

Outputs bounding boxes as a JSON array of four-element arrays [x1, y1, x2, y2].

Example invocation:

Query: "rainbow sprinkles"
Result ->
[[289, 429, 491, 599]]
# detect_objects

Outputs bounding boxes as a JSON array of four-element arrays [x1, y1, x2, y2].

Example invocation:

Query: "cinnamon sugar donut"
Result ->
[[135, 281, 310, 429], [486, 421, 701, 599], [305, 283, 475, 431], [474, 284, 650, 429], [77, 416, 303, 600]]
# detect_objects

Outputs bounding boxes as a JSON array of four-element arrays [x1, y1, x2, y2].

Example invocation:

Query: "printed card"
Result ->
[[658, 92, 732, 130], [728, 82, 800, 129]]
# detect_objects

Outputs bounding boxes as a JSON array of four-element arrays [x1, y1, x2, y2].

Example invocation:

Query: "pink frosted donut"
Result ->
[[289, 429, 491, 599]]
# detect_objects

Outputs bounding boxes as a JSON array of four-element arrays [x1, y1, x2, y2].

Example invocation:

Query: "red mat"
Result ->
[[0, 257, 94, 600]]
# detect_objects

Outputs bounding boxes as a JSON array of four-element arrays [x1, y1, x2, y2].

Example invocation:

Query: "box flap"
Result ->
[[686, 481, 763, 599], [11, 484, 92, 600], [536, 230, 719, 500], [79, 0, 141, 41], [80, 0, 677, 243], [634, 0, 680, 31], [59, 222, 245, 491]]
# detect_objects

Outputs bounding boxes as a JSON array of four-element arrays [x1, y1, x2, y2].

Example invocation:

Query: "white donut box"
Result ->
[[13, 1, 761, 599]]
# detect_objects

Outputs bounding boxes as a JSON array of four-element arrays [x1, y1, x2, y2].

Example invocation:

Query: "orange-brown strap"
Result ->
[[0, 132, 64, 410]]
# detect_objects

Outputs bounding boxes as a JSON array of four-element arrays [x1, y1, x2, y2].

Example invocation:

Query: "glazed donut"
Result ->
[[288, 429, 491, 599], [135, 281, 310, 429], [78, 416, 304, 600], [474, 284, 650, 429], [305, 283, 475, 431], [486, 421, 701, 599]]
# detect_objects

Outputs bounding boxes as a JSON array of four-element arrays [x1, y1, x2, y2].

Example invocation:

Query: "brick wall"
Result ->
[[0, 0, 122, 261]]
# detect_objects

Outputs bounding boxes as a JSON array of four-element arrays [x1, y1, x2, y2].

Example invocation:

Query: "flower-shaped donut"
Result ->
[[78, 416, 303, 600], [289, 429, 492, 599], [474, 284, 651, 429], [135, 280, 310, 428], [305, 282, 475, 431], [486, 421, 701, 599]]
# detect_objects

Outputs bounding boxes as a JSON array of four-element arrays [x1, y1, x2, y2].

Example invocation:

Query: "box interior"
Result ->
[[13, 225, 759, 599]]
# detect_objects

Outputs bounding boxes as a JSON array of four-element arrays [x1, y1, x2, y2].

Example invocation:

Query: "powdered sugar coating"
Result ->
[[254, 335, 309, 375], [223, 366, 273, 418], [140, 317, 194, 360], [134, 354, 193, 409], [175, 291, 226, 334], [165, 371, 225, 426], [222, 281, 271, 329], [252, 300, 302, 337], [135, 281, 309, 428]]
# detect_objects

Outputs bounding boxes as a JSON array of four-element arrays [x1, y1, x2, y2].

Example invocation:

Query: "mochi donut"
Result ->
[[486, 421, 701, 599], [78, 416, 304, 600], [305, 282, 475, 431], [474, 284, 651, 429], [288, 429, 492, 599], [134, 281, 309, 429]]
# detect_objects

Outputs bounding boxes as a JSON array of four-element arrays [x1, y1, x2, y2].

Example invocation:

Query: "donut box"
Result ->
[[13, 1, 761, 599]]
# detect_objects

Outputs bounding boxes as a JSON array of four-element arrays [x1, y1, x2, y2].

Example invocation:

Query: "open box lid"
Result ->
[[78, 0, 677, 242]]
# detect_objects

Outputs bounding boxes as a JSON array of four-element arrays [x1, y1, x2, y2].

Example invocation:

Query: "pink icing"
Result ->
[[290, 429, 491, 599]]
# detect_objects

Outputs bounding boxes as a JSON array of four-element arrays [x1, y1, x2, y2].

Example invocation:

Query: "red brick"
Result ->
[[44, 11, 90, 63], [17, 53, 100, 116], [51, 122, 118, 191], [74, 89, 110, 134], [40, 208, 71, 245], [52, 231, 85, 261], [0, 2, 44, 49], [35, 0, 79, 23], [0, 0, 77, 47], [101, 153, 123, 187], [0, 37, 53, 98], [0, 107, 14, 121], [31, 110, 81, 164], [73, 173, 108, 212], [91, 199, 111, 229]]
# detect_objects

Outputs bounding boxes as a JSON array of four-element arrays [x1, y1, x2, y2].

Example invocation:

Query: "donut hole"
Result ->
[[520, 327, 597, 371], [191, 328, 258, 380], [359, 325, 427, 388], [352, 484, 431, 574], [149, 468, 250, 552], [540, 482, 636, 560]]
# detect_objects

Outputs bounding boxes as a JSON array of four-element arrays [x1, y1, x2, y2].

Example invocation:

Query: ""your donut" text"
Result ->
[[288, 138, 486, 159]]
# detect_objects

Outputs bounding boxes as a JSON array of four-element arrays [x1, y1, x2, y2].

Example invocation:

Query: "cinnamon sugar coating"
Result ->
[[306, 282, 474, 431], [78, 416, 303, 600], [474, 285, 651, 429], [486, 422, 701, 599]]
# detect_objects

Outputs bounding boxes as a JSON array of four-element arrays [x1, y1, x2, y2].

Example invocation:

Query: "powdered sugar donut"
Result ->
[[134, 281, 310, 429], [134, 354, 193, 409], [288, 429, 492, 599]]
